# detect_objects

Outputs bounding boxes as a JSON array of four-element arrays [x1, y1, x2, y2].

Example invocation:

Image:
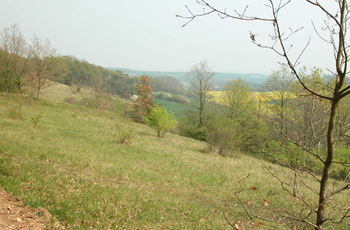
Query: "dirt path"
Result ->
[[0, 188, 51, 230]]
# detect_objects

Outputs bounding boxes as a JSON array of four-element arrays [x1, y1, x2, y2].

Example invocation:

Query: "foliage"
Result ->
[[152, 75, 185, 95], [263, 140, 349, 181], [133, 75, 154, 122], [61, 55, 138, 98], [144, 105, 178, 138], [205, 114, 240, 157], [178, 110, 207, 141], [0, 24, 27, 97], [261, 65, 295, 135]]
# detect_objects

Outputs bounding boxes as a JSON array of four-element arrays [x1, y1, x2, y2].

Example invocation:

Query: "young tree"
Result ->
[[187, 60, 214, 128], [26, 34, 62, 99], [206, 79, 266, 155], [145, 105, 178, 138], [262, 65, 295, 135], [180, 1, 350, 229], [0, 24, 28, 96], [133, 75, 154, 122], [222, 78, 253, 120]]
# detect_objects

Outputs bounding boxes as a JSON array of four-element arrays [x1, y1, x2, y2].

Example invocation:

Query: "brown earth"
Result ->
[[0, 188, 51, 230]]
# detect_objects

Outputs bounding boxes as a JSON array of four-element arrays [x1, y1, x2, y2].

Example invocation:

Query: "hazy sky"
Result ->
[[0, 0, 339, 74]]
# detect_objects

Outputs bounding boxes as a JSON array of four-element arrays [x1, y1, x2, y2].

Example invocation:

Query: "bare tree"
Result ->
[[26, 34, 60, 99], [262, 65, 295, 136], [180, 1, 350, 229], [187, 60, 214, 128]]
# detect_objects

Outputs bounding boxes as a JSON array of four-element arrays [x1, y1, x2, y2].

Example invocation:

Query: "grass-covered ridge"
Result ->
[[0, 95, 349, 229]]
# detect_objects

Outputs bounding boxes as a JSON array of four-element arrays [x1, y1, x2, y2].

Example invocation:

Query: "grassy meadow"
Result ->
[[153, 99, 189, 119], [0, 87, 349, 229]]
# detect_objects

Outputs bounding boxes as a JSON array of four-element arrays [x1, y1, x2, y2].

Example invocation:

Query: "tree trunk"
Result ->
[[199, 93, 203, 128], [315, 97, 339, 229], [36, 87, 40, 99], [5, 76, 9, 97]]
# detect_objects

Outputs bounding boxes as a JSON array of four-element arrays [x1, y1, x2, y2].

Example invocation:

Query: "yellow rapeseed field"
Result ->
[[206, 91, 297, 104]]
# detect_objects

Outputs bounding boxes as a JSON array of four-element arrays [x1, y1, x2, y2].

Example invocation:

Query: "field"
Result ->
[[206, 91, 297, 104], [0, 86, 349, 229], [153, 99, 189, 118]]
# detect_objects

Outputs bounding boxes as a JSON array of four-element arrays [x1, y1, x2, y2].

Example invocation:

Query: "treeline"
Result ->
[[0, 24, 186, 100], [0, 24, 66, 99]]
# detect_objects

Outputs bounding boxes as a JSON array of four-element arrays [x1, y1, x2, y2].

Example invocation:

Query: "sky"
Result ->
[[0, 0, 340, 75]]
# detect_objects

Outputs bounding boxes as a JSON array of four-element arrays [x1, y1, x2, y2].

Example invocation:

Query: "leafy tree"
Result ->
[[222, 78, 253, 120], [133, 75, 154, 122], [206, 80, 266, 155], [0, 24, 28, 96], [145, 105, 177, 138], [187, 60, 214, 128]]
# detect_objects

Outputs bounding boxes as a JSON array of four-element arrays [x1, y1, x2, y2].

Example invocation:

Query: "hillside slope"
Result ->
[[0, 93, 349, 229]]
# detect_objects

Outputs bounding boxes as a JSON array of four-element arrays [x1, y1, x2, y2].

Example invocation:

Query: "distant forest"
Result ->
[[56, 56, 188, 98], [0, 48, 186, 99]]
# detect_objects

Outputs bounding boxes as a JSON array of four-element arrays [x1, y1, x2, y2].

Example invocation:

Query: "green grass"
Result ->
[[153, 99, 188, 119], [153, 97, 197, 120], [0, 94, 349, 229]]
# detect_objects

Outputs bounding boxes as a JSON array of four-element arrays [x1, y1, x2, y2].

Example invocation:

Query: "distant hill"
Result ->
[[107, 67, 267, 90]]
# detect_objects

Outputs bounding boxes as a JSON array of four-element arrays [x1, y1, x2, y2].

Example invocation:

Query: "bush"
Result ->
[[144, 105, 177, 138], [263, 141, 350, 181], [30, 113, 43, 127], [178, 111, 206, 141], [115, 122, 135, 145], [64, 97, 82, 106], [205, 117, 241, 157], [7, 104, 23, 120]]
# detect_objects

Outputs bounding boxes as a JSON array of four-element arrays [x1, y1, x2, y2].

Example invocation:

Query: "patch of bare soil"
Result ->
[[0, 188, 51, 230]]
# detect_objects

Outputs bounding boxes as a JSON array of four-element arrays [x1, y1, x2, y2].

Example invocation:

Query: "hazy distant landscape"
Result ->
[[109, 67, 267, 89]]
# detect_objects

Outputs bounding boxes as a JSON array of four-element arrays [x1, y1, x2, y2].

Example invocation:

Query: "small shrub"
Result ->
[[7, 104, 23, 120], [71, 112, 78, 118], [30, 113, 43, 127], [64, 97, 83, 106], [115, 123, 135, 145], [64, 97, 77, 104]]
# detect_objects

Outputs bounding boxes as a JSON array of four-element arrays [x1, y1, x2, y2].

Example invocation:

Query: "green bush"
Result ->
[[205, 116, 241, 157], [263, 141, 350, 181], [144, 105, 177, 138], [178, 111, 206, 141]]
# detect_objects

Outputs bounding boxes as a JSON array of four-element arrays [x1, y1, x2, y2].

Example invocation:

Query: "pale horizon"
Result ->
[[1, 0, 339, 76]]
